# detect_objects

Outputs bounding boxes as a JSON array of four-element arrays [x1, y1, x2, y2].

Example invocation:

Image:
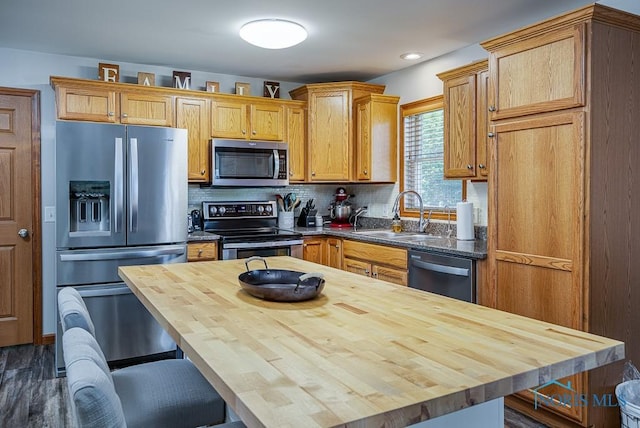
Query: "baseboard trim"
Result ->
[[40, 334, 55, 345]]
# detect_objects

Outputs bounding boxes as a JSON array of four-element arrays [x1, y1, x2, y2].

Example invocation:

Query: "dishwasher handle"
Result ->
[[410, 258, 470, 277]]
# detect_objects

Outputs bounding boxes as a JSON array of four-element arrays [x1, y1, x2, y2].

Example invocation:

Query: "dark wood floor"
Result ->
[[0, 343, 547, 427]]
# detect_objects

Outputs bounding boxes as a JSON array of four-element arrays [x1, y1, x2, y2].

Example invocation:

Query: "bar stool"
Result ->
[[58, 287, 241, 428]]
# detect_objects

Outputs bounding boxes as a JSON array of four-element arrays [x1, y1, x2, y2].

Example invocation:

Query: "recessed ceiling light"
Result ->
[[239, 19, 307, 49], [400, 52, 423, 60]]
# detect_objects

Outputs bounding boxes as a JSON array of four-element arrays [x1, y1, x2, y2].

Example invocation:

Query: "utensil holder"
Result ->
[[278, 211, 294, 230]]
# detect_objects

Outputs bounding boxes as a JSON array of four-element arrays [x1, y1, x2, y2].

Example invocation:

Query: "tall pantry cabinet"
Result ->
[[482, 5, 640, 427]]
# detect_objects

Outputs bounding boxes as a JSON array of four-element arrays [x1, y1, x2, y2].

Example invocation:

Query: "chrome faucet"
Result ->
[[391, 190, 427, 232], [352, 206, 368, 231], [444, 205, 453, 238]]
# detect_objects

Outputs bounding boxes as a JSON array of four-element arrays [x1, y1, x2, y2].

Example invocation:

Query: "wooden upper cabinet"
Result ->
[[211, 98, 248, 139], [286, 105, 306, 182], [437, 60, 488, 180], [354, 94, 399, 182], [211, 97, 284, 141], [251, 103, 284, 140], [120, 91, 174, 126], [55, 85, 118, 123], [176, 97, 210, 182], [52, 77, 174, 126], [483, 25, 585, 120], [290, 82, 386, 182]]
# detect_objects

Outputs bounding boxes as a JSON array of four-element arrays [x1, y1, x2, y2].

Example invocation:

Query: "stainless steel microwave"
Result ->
[[211, 139, 289, 186]]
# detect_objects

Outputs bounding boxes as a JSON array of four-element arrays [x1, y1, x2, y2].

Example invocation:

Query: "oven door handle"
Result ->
[[223, 239, 303, 250], [410, 259, 469, 277]]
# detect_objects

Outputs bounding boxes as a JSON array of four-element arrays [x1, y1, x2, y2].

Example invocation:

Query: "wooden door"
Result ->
[[286, 106, 305, 182], [250, 103, 284, 141], [308, 90, 350, 181], [0, 89, 40, 346], [177, 97, 210, 182], [211, 99, 248, 139], [443, 73, 476, 178]]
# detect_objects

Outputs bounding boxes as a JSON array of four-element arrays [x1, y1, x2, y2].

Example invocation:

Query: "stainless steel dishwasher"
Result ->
[[408, 250, 476, 303]]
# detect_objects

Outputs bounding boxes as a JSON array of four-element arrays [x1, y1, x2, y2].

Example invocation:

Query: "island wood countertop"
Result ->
[[118, 257, 623, 428]]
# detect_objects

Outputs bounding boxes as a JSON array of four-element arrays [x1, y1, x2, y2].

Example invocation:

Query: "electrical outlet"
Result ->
[[44, 206, 56, 222]]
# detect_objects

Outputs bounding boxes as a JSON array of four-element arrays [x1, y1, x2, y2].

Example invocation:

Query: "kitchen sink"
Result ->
[[352, 230, 413, 238], [398, 234, 447, 242]]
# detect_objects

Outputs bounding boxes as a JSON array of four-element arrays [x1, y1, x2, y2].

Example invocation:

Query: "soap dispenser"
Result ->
[[391, 213, 402, 233]]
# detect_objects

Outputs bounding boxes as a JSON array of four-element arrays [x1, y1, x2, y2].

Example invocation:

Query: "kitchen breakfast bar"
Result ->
[[118, 257, 624, 428]]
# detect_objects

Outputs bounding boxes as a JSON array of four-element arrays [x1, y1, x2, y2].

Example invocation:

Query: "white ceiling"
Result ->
[[0, 0, 635, 83]]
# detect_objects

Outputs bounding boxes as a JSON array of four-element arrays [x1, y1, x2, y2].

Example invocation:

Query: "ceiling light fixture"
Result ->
[[400, 52, 423, 60], [239, 19, 307, 49]]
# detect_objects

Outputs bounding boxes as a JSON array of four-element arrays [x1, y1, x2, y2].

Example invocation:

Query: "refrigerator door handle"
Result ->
[[129, 137, 139, 232], [59, 246, 186, 262], [114, 137, 124, 234], [272, 149, 279, 179]]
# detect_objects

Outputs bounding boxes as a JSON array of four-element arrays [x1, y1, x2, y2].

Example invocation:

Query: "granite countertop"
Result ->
[[294, 226, 488, 260], [187, 224, 487, 260]]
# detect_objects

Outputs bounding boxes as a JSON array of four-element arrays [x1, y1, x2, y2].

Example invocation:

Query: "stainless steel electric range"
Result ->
[[202, 201, 303, 260]]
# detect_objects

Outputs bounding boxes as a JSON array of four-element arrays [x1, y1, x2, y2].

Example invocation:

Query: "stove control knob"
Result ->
[[218, 206, 226, 215], [257, 205, 264, 214], [265, 205, 272, 213], [208, 206, 217, 216]]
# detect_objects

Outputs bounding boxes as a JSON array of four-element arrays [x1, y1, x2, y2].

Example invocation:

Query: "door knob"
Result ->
[[18, 228, 29, 238]]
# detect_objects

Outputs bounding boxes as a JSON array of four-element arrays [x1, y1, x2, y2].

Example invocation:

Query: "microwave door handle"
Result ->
[[114, 137, 124, 233], [129, 137, 138, 232], [273, 149, 279, 179]]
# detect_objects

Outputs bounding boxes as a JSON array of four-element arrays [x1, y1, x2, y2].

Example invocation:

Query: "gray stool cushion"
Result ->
[[112, 358, 226, 428], [58, 287, 95, 335], [63, 328, 126, 428]]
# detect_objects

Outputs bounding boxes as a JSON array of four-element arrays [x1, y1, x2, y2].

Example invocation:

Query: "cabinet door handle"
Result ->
[[478, 164, 486, 169], [364, 269, 370, 274], [488, 132, 495, 138], [363, 169, 368, 175], [311, 172, 316, 177], [200, 169, 206, 175], [289, 171, 293, 176], [488, 105, 496, 112], [466, 164, 473, 170], [198, 249, 203, 255], [108, 112, 115, 117], [252, 130, 256, 135], [122, 113, 128, 118], [242, 129, 246, 134]]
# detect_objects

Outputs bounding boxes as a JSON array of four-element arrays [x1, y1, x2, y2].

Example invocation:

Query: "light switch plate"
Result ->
[[44, 206, 55, 222]]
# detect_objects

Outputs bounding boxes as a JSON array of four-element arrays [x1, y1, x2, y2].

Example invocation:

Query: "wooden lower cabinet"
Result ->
[[187, 242, 218, 262], [342, 240, 407, 286], [325, 238, 343, 269], [302, 237, 325, 265]]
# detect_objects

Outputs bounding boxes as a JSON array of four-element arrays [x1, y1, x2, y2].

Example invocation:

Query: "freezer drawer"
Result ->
[[56, 244, 186, 286], [56, 283, 176, 376]]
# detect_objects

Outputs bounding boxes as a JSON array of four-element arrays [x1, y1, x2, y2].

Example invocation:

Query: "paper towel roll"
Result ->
[[456, 201, 475, 240]]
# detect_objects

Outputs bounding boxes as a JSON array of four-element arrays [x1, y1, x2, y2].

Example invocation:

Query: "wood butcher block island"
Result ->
[[118, 257, 623, 428]]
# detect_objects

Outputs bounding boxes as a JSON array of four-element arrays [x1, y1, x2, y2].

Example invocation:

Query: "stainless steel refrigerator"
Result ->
[[54, 121, 188, 376]]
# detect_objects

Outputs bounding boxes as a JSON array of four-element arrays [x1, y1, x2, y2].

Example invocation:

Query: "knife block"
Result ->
[[297, 208, 318, 227]]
